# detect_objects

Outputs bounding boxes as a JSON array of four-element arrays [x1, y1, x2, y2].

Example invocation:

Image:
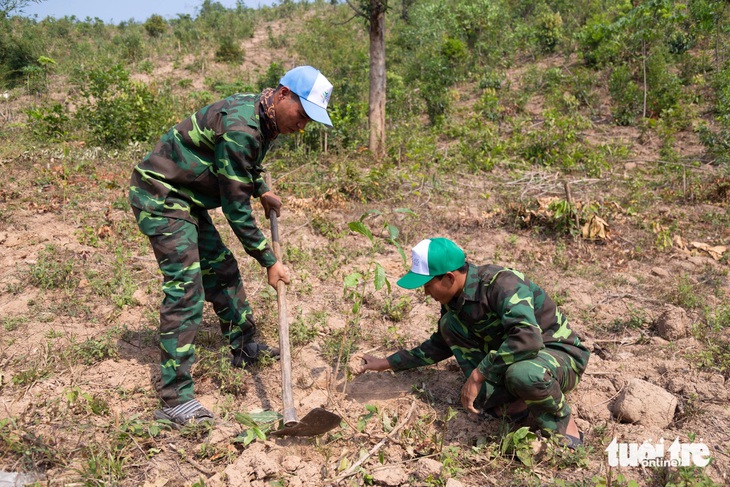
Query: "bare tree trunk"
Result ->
[[369, 0, 386, 160], [642, 39, 647, 119]]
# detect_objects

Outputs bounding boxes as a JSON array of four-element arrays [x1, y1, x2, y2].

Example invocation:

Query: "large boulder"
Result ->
[[612, 379, 677, 428]]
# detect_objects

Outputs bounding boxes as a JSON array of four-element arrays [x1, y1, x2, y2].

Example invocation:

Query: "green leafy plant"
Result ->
[[143, 14, 167, 38], [233, 410, 281, 446], [2, 315, 26, 332], [215, 36, 244, 63], [354, 404, 378, 433], [0, 417, 58, 470], [500, 426, 538, 466], [25, 102, 70, 139], [194, 347, 249, 396], [66, 328, 120, 366], [290, 310, 323, 346], [28, 245, 78, 290], [63, 386, 110, 416], [74, 64, 171, 148]]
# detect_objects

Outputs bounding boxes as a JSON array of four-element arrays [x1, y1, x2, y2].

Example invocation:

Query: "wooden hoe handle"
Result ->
[[266, 175, 298, 427]]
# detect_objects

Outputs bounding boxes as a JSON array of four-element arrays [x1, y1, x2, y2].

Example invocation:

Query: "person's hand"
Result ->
[[260, 191, 282, 219], [267, 261, 290, 289], [350, 353, 391, 375], [461, 368, 486, 416]]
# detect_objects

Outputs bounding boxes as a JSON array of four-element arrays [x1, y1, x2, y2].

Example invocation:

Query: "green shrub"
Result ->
[[536, 6, 563, 53], [577, 13, 622, 67], [26, 103, 71, 139], [171, 14, 202, 52], [206, 78, 255, 97], [608, 65, 642, 126], [75, 64, 171, 148], [713, 65, 730, 125], [645, 49, 683, 117], [257, 62, 285, 91], [215, 36, 244, 63], [144, 14, 167, 38], [29, 245, 78, 290], [697, 123, 730, 164], [113, 32, 144, 62], [0, 20, 41, 87]]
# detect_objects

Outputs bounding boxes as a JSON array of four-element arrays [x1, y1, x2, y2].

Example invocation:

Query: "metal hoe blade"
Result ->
[[269, 408, 342, 437]]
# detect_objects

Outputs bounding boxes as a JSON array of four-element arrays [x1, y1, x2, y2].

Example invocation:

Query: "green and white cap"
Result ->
[[397, 238, 465, 289]]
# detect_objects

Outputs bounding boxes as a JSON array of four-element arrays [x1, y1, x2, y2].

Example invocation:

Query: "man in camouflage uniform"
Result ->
[[129, 66, 334, 426], [352, 238, 590, 447]]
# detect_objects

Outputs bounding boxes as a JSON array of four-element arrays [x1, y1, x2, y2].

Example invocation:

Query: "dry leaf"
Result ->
[[689, 241, 728, 260], [97, 225, 112, 239], [582, 215, 609, 240]]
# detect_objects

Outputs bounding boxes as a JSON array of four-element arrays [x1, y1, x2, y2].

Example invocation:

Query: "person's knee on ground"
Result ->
[[503, 361, 572, 434]]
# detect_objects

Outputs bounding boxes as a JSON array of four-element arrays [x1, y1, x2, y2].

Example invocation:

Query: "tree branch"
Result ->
[[344, 0, 367, 20]]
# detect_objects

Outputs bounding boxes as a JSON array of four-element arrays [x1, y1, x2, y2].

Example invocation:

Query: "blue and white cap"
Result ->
[[279, 66, 333, 128]]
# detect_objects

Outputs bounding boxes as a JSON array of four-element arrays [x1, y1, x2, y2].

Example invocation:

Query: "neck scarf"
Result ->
[[259, 88, 279, 140]]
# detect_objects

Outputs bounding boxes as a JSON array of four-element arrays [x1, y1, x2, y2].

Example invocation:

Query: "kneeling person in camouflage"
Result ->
[[352, 238, 590, 447], [129, 66, 335, 427]]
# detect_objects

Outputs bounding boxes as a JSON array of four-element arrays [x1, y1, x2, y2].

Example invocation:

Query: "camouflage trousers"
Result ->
[[133, 207, 256, 407], [441, 325, 584, 436]]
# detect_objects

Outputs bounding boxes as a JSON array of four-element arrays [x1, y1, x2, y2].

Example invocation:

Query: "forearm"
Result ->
[[386, 336, 453, 372]]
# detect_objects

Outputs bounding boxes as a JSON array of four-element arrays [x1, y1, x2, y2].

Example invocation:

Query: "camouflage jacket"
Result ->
[[129, 94, 276, 267], [387, 263, 590, 384]]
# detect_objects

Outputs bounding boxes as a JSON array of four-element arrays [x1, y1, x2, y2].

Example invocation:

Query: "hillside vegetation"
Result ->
[[1, 1, 729, 486]]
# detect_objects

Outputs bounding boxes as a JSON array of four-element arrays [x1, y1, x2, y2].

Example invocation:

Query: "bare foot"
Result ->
[[565, 414, 580, 439]]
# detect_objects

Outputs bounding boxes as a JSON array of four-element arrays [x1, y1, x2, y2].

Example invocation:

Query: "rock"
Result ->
[[651, 267, 669, 277], [577, 390, 613, 421], [612, 379, 678, 428], [0, 471, 41, 486], [413, 458, 442, 481], [208, 421, 240, 445], [372, 466, 408, 486], [132, 288, 148, 306], [688, 256, 710, 266], [649, 336, 669, 346], [281, 454, 302, 473], [654, 306, 689, 340], [445, 479, 465, 487]]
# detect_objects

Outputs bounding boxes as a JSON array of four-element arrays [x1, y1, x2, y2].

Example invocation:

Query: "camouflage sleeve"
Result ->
[[253, 172, 270, 198], [214, 130, 276, 267], [476, 272, 543, 383], [386, 327, 453, 372]]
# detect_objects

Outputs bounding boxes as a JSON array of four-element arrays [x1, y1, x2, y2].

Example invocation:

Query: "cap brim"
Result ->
[[396, 272, 434, 289], [300, 98, 333, 128]]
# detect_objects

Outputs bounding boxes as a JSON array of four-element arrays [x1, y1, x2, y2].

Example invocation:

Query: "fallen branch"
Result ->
[[326, 398, 418, 484]]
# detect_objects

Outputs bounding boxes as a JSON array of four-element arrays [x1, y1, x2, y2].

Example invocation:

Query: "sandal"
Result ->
[[231, 342, 280, 368], [154, 399, 214, 428]]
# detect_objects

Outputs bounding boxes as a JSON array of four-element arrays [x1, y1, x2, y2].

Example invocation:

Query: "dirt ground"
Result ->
[[1, 15, 730, 487], [1, 146, 729, 486]]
